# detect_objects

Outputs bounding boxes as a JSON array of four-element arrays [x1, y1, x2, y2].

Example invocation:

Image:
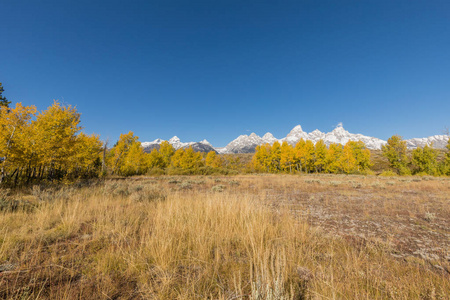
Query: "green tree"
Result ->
[[381, 135, 410, 175], [446, 138, 450, 175], [0, 83, 11, 108], [411, 144, 439, 175]]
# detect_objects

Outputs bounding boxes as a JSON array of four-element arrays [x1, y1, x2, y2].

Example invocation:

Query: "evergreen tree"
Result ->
[[0, 83, 11, 108]]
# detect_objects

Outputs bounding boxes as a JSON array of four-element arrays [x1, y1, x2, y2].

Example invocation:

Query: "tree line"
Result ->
[[107, 131, 242, 176], [381, 135, 450, 176], [252, 140, 372, 174], [1, 82, 450, 185]]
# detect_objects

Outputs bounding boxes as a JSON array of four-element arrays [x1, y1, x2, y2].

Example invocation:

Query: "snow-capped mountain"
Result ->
[[223, 133, 265, 154], [405, 135, 449, 149], [215, 124, 449, 154], [141, 125, 449, 154], [283, 125, 308, 144], [141, 136, 216, 153]]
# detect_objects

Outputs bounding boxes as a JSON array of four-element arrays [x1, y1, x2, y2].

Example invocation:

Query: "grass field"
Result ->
[[0, 175, 449, 299]]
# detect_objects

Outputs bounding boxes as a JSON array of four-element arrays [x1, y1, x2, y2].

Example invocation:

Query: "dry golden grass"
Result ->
[[0, 175, 448, 299]]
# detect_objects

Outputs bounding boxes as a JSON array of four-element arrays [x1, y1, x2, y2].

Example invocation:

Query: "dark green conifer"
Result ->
[[0, 83, 11, 108]]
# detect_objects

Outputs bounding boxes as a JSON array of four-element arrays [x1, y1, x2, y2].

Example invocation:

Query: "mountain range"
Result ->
[[142, 124, 450, 154]]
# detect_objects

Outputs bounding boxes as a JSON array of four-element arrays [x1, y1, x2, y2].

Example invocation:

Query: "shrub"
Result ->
[[211, 185, 225, 192], [147, 168, 165, 176], [379, 170, 398, 177], [178, 181, 192, 190]]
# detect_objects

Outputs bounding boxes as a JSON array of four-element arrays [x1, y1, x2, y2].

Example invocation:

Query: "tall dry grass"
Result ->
[[0, 177, 448, 299]]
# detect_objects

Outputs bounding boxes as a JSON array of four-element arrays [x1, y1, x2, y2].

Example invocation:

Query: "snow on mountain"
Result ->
[[283, 125, 308, 144], [218, 124, 449, 154], [224, 133, 264, 154], [221, 124, 387, 154], [405, 135, 450, 149], [141, 125, 450, 155], [316, 124, 386, 150], [262, 133, 278, 144], [141, 136, 216, 153]]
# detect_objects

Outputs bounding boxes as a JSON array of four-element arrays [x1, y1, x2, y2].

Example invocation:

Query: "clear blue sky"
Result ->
[[2, 0, 449, 146]]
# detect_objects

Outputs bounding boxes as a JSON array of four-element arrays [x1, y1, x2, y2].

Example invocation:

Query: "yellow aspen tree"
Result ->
[[445, 138, 450, 175], [280, 141, 295, 173], [148, 148, 164, 169], [171, 148, 185, 169], [159, 141, 175, 168], [122, 141, 148, 176], [412, 143, 438, 175], [314, 140, 327, 173], [381, 135, 410, 175], [253, 145, 269, 172], [349, 141, 372, 172], [205, 151, 217, 167], [179, 146, 203, 170], [205, 151, 223, 168], [0, 103, 37, 183], [269, 141, 281, 172], [108, 131, 139, 175], [34, 101, 82, 178], [340, 142, 358, 174], [325, 143, 343, 173], [304, 140, 315, 173], [294, 139, 306, 173], [69, 133, 103, 178]]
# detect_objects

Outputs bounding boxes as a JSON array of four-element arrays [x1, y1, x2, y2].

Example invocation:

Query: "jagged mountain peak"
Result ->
[[289, 125, 305, 133], [331, 123, 346, 132], [169, 136, 180, 143], [262, 132, 275, 139], [141, 136, 216, 153], [200, 139, 212, 146], [141, 124, 450, 155], [262, 132, 278, 144]]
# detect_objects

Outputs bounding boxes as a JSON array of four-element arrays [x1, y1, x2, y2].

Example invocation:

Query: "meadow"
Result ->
[[0, 174, 449, 299]]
